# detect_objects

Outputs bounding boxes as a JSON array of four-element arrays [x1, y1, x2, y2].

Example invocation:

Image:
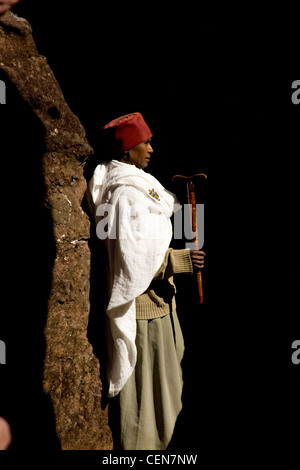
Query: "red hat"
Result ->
[[103, 112, 152, 152]]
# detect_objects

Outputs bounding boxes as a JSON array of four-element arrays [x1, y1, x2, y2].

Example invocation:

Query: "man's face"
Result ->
[[127, 140, 153, 169]]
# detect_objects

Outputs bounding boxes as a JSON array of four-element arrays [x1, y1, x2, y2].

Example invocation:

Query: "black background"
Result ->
[[0, 0, 299, 461]]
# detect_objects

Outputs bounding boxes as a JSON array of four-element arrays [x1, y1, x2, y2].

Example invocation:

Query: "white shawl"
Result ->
[[87, 160, 180, 397]]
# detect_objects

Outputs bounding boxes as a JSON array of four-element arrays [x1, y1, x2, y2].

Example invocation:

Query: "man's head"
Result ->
[[102, 112, 153, 168]]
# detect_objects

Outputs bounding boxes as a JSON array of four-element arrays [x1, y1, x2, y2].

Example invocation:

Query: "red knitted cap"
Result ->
[[103, 112, 152, 152]]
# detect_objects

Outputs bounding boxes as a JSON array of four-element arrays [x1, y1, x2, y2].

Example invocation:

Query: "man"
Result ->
[[0, 0, 20, 15], [87, 112, 205, 450], [0, 417, 11, 450]]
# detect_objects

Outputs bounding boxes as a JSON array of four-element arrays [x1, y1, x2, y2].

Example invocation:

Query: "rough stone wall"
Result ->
[[0, 11, 113, 450]]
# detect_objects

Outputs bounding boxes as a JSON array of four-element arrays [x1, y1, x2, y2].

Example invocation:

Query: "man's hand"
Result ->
[[0, 417, 12, 450], [190, 250, 205, 269], [0, 0, 21, 15]]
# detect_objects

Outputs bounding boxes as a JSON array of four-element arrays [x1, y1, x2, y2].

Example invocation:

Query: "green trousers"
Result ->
[[110, 310, 185, 450]]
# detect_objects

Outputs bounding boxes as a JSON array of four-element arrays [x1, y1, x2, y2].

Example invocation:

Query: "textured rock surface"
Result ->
[[0, 11, 113, 450]]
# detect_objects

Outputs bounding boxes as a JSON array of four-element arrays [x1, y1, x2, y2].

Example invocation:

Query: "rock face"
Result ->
[[0, 11, 113, 450]]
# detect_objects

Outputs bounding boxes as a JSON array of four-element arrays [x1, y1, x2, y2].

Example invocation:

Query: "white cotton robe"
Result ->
[[87, 160, 181, 397]]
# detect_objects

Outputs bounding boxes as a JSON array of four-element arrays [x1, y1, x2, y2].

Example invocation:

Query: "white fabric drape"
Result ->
[[87, 160, 180, 396]]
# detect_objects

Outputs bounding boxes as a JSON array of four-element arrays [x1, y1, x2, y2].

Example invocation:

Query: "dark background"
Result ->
[[0, 0, 299, 459]]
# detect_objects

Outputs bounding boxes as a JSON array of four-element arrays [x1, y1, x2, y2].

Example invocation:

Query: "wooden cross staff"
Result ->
[[172, 173, 207, 304]]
